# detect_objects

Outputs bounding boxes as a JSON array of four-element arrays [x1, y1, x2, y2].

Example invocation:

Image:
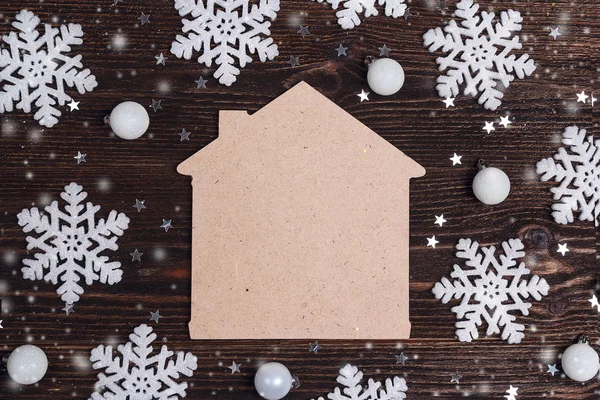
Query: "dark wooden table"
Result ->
[[1, 0, 599, 398]]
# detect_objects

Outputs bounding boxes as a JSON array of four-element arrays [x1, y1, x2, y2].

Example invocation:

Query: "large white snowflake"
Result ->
[[17, 182, 129, 305], [432, 238, 549, 344], [89, 324, 198, 400], [423, 0, 536, 110], [170, 0, 279, 86], [312, 364, 407, 400], [0, 10, 97, 127], [312, 0, 406, 30], [536, 126, 600, 226]]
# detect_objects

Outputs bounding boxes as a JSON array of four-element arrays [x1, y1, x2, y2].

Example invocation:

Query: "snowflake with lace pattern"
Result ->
[[312, 0, 406, 30], [170, 0, 279, 86], [423, 0, 536, 110], [89, 324, 198, 400], [17, 182, 129, 305], [432, 238, 549, 344], [0, 10, 97, 127], [311, 364, 407, 400], [536, 126, 600, 226]]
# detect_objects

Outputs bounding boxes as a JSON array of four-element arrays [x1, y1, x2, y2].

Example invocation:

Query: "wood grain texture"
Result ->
[[0, 0, 599, 398]]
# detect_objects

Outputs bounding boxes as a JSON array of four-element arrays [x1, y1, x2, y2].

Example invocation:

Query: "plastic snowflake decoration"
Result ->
[[17, 183, 129, 305], [312, 364, 407, 400], [170, 0, 279, 86], [536, 126, 600, 226], [312, 0, 406, 30], [432, 238, 549, 344], [90, 324, 198, 400], [0, 10, 97, 127], [423, 0, 536, 111]]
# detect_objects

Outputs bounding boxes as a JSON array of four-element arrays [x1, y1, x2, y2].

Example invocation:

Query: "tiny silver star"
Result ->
[[434, 214, 447, 227], [450, 153, 462, 165], [289, 55, 300, 67], [335, 44, 348, 57], [557, 243, 569, 256], [178, 128, 191, 141], [395, 353, 408, 365], [0, 320, 3, 328], [74, 151, 87, 164], [298, 25, 310, 38], [378, 44, 391, 57], [450, 371, 462, 384], [576, 91, 589, 103], [133, 199, 146, 212], [195, 76, 208, 89], [442, 97, 455, 108], [150, 99, 163, 112], [483, 121, 495, 134], [68, 100, 80, 111], [436, 0, 448, 12], [138, 12, 150, 25], [160, 219, 173, 232], [228, 361, 241, 373], [589, 295, 600, 312], [309, 341, 320, 354], [403, 8, 412, 20], [591, 94, 597, 107], [548, 27, 561, 40], [357, 90, 370, 102], [499, 115, 512, 128], [130, 249, 143, 262], [505, 385, 518, 400], [62, 303, 75, 315], [155, 53, 167, 66], [149, 310, 162, 323], [113, 0, 123, 5], [547, 364, 559, 376], [426, 236, 439, 248]]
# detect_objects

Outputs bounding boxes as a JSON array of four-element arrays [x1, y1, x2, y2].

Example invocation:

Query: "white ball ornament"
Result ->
[[562, 338, 600, 382], [367, 58, 405, 96], [7, 345, 48, 385], [472, 166, 511, 205], [254, 362, 294, 400], [108, 101, 150, 140]]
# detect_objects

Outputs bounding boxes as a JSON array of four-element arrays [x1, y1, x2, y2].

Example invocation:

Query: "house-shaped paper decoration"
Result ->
[[178, 82, 425, 339]]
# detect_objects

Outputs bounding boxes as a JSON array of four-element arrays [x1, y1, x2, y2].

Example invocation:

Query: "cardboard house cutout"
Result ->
[[178, 82, 425, 339]]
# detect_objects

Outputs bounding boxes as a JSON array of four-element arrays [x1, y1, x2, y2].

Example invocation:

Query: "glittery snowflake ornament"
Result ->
[[536, 126, 600, 226], [170, 0, 279, 86], [423, 0, 535, 110], [0, 10, 97, 127], [432, 238, 549, 344], [312, 0, 406, 30], [17, 183, 129, 305], [312, 364, 407, 400], [90, 324, 198, 400]]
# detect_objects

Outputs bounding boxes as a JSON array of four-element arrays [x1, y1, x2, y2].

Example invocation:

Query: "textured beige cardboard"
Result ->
[[178, 81, 425, 339]]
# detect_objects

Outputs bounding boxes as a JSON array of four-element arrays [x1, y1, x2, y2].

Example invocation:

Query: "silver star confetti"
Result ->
[[483, 121, 495, 134], [450, 371, 462, 384], [298, 25, 310, 38], [160, 219, 173, 232], [499, 115, 512, 128], [150, 99, 162, 112], [589, 294, 600, 312], [395, 353, 408, 365], [149, 310, 162, 323], [378, 44, 391, 57], [130, 249, 143, 262], [228, 361, 241, 373], [450, 153, 462, 165], [62, 303, 75, 315], [576, 91, 589, 103], [335, 44, 348, 57], [0, 320, 3, 328], [403, 8, 412, 20], [426, 236, 439, 248], [505, 385, 518, 400], [133, 199, 146, 212], [309, 341, 320, 354], [155, 53, 167, 66], [357, 90, 370, 102], [68, 100, 80, 111], [138, 12, 150, 26], [178, 128, 191, 141], [548, 27, 561, 40], [547, 364, 559, 376], [591, 94, 597, 107], [436, 0, 448, 13], [557, 243, 569, 256], [195, 76, 208, 89], [435, 215, 447, 227], [442, 97, 455, 108], [74, 151, 87, 164], [289, 55, 300, 67]]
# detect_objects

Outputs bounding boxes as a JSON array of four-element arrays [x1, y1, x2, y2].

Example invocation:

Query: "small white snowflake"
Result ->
[[312, 0, 406, 30], [536, 126, 600, 226], [0, 10, 97, 127], [312, 364, 407, 400], [170, 0, 279, 86], [17, 183, 129, 305], [432, 238, 549, 344], [423, 0, 536, 111], [90, 324, 197, 400]]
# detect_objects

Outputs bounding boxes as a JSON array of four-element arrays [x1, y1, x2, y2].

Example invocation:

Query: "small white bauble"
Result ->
[[7, 345, 48, 385], [108, 101, 149, 140], [472, 166, 511, 205], [562, 340, 600, 382], [367, 58, 405, 96], [254, 362, 293, 400]]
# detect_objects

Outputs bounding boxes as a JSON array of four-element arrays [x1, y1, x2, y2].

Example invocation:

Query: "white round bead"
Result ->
[[7, 345, 48, 385], [472, 167, 511, 205], [367, 58, 405, 96], [562, 342, 600, 382], [254, 362, 293, 400], [109, 101, 150, 140]]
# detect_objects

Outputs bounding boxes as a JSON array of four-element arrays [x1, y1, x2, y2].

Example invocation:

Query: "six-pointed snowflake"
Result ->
[[312, 364, 407, 400], [170, 0, 279, 86], [536, 126, 600, 226], [17, 182, 129, 305], [89, 324, 198, 400], [312, 0, 406, 29], [432, 238, 549, 344], [423, 0, 536, 110], [0, 10, 97, 127]]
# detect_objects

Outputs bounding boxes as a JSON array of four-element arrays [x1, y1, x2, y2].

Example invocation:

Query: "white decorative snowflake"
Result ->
[[312, 364, 407, 400], [432, 238, 549, 344], [17, 183, 129, 305], [0, 10, 97, 127], [170, 0, 279, 86], [536, 126, 600, 226], [89, 324, 198, 400], [312, 0, 406, 30], [423, 0, 536, 110]]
